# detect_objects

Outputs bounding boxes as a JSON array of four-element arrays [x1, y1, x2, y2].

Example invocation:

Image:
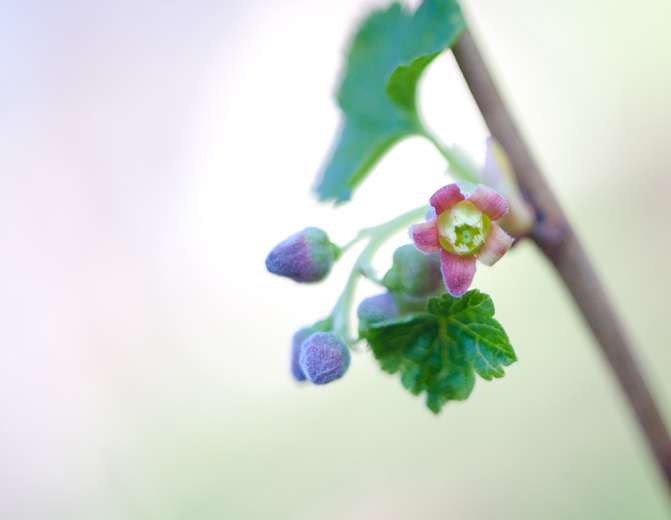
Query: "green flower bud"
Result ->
[[382, 244, 442, 297]]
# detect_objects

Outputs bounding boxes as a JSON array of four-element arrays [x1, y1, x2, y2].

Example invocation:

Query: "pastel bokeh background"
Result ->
[[2, 0, 671, 518]]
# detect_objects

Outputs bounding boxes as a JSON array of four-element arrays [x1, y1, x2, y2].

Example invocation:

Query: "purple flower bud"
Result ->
[[382, 244, 442, 297], [290, 327, 316, 382], [299, 332, 350, 385], [357, 292, 399, 330], [265, 227, 338, 283]]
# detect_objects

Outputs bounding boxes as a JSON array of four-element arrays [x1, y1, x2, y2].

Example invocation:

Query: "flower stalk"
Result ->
[[330, 205, 429, 344]]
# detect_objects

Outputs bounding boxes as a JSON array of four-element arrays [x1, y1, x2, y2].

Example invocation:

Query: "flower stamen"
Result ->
[[437, 200, 490, 256]]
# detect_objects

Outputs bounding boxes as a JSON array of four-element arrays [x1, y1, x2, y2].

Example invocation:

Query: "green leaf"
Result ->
[[315, 0, 466, 203], [428, 291, 517, 380], [361, 290, 516, 413]]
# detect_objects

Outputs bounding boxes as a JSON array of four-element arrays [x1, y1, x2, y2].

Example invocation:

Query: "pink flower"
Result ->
[[410, 183, 514, 297]]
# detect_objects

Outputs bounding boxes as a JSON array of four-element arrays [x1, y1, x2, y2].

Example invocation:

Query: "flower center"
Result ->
[[437, 201, 491, 255]]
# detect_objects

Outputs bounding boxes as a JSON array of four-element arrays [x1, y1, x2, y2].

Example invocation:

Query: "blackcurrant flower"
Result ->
[[299, 332, 350, 385], [410, 183, 513, 296], [265, 228, 339, 283]]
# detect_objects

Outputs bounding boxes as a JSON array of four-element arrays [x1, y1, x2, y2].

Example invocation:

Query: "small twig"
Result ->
[[453, 28, 671, 492]]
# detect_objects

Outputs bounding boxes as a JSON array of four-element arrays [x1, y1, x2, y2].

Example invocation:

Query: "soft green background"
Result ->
[[2, 0, 670, 518]]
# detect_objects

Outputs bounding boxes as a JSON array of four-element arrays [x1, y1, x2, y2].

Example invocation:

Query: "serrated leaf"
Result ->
[[361, 290, 516, 413], [438, 291, 516, 380], [365, 314, 437, 373], [315, 0, 465, 202]]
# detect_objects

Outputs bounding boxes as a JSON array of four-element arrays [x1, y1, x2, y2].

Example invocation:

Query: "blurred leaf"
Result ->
[[361, 290, 516, 412], [315, 0, 465, 202]]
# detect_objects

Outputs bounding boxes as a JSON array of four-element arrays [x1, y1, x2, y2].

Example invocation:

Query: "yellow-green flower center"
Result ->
[[437, 201, 491, 256]]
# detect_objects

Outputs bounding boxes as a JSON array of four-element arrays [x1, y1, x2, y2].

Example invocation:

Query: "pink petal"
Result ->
[[429, 184, 464, 215], [468, 184, 508, 220], [439, 250, 476, 297], [477, 223, 513, 266], [410, 220, 440, 253]]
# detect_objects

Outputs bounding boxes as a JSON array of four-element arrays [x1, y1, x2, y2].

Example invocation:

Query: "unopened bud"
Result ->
[[357, 292, 399, 330], [299, 332, 350, 385], [290, 327, 316, 382], [483, 138, 534, 236], [266, 227, 339, 283], [382, 244, 442, 297]]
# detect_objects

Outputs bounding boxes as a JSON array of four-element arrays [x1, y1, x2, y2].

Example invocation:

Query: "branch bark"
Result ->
[[453, 28, 671, 492]]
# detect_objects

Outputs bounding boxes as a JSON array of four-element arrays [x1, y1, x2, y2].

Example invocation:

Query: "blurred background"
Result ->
[[2, 0, 670, 518]]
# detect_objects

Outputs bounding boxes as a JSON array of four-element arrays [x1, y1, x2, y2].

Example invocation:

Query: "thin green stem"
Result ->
[[330, 205, 429, 344], [338, 233, 366, 255], [359, 265, 384, 285], [419, 127, 480, 184]]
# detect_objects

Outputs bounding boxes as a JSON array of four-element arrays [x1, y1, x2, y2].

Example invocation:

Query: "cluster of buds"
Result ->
[[266, 228, 351, 384], [358, 244, 444, 330], [266, 143, 525, 385], [266, 227, 447, 384]]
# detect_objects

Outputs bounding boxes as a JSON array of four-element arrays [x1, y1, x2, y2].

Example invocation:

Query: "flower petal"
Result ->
[[439, 250, 476, 297], [477, 223, 513, 266], [410, 220, 440, 253], [429, 184, 464, 215], [468, 184, 508, 220]]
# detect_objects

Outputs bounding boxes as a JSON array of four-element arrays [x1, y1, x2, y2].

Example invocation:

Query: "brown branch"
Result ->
[[453, 28, 671, 492]]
